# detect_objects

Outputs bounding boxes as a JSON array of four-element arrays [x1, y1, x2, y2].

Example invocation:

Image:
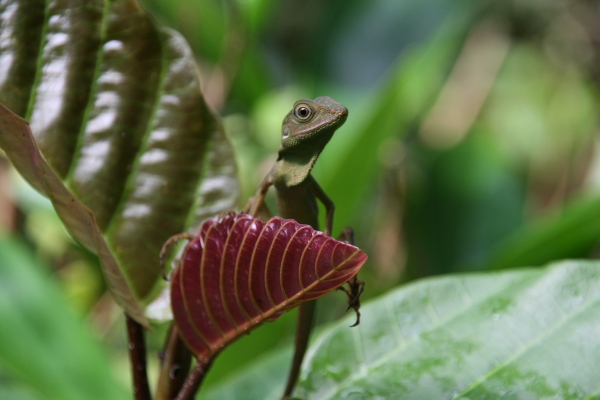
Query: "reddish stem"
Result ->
[[175, 358, 213, 400], [125, 314, 152, 400]]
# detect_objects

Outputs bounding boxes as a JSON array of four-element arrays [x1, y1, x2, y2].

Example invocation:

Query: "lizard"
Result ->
[[243, 96, 364, 398]]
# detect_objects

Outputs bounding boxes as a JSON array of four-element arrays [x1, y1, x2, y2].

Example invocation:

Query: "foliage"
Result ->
[[0, 236, 127, 400], [1, 0, 600, 398], [0, 0, 239, 324], [205, 260, 600, 399], [172, 214, 366, 362]]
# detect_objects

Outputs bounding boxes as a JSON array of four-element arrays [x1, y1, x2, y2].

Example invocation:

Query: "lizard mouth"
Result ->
[[294, 110, 347, 139]]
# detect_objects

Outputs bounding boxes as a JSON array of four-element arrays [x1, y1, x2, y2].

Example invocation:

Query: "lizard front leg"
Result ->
[[307, 175, 334, 237], [242, 175, 273, 219]]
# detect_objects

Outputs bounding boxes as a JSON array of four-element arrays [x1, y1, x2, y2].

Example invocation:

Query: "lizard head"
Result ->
[[273, 97, 348, 187], [279, 96, 348, 152]]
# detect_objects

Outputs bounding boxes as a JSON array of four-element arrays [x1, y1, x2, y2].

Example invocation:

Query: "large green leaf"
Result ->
[[0, 236, 127, 400], [205, 260, 600, 399], [0, 0, 238, 324]]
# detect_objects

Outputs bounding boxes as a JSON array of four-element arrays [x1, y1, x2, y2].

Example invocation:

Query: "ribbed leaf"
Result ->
[[0, 0, 238, 325], [171, 214, 367, 362]]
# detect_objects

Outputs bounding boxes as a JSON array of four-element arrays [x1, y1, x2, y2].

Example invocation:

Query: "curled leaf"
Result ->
[[171, 213, 367, 361]]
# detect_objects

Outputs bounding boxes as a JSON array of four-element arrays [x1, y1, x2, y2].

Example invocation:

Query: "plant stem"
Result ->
[[126, 314, 152, 400], [156, 324, 192, 400], [175, 358, 213, 400]]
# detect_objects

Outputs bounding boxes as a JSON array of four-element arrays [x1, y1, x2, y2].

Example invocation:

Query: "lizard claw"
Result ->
[[337, 276, 365, 327]]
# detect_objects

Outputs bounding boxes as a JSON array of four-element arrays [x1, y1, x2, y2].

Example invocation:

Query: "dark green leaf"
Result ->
[[0, 0, 238, 324]]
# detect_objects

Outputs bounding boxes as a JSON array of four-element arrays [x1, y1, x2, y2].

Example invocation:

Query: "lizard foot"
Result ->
[[337, 276, 365, 327]]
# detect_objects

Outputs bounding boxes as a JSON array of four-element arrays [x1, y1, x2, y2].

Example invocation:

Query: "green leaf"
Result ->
[[205, 260, 600, 399], [203, 347, 291, 400], [0, 0, 238, 324], [486, 195, 600, 271], [0, 384, 42, 400], [0, 236, 127, 400]]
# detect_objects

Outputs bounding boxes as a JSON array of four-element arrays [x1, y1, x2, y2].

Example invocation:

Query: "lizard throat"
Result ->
[[273, 152, 321, 188], [274, 133, 333, 187]]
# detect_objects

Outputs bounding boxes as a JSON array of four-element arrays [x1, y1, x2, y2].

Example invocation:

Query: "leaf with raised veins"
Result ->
[[171, 213, 367, 362], [0, 0, 238, 325]]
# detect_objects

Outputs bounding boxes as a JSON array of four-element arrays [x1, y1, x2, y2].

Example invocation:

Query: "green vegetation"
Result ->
[[1, 0, 599, 398]]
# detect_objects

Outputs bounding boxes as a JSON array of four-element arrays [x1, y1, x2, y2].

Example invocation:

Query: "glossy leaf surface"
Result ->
[[0, 0, 238, 324], [171, 214, 367, 361], [203, 260, 600, 399]]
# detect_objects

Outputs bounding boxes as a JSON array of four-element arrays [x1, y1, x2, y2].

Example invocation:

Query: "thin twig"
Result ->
[[125, 314, 152, 400], [175, 358, 213, 400]]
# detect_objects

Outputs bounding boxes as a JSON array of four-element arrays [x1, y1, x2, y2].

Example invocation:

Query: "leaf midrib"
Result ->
[[313, 270, 540, 400]]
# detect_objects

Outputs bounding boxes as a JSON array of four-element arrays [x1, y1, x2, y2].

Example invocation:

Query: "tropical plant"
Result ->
[[1, 0, 600, 399]]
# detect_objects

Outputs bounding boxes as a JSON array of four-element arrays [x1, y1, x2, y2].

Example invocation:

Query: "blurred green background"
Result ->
[[2, 0, 600, 398]]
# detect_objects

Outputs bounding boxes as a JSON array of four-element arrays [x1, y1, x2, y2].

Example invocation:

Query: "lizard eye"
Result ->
[[294, 104, 312, 121]]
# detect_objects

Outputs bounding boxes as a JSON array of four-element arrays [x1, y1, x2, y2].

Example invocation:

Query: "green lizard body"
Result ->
[[247, 96, 347, 234], [245, 96, 350, 398], [157, 97, 353, 399]]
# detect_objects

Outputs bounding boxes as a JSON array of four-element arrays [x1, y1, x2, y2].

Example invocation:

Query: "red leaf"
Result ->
[[171, 213, 367, 362]]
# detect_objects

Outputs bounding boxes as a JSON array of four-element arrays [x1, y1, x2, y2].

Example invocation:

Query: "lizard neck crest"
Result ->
[[272, 96, 348, 188]]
